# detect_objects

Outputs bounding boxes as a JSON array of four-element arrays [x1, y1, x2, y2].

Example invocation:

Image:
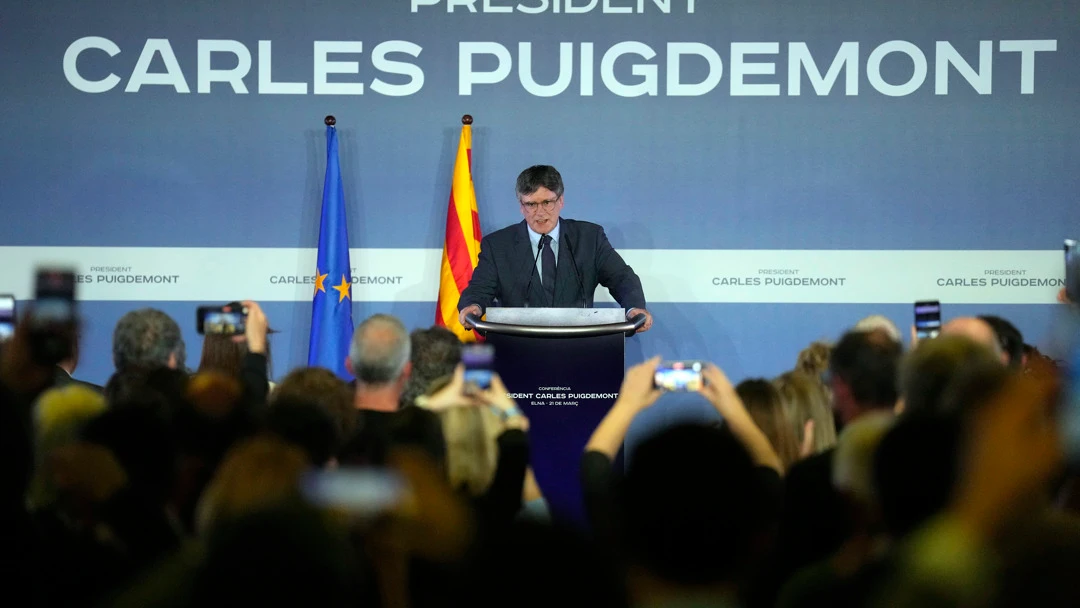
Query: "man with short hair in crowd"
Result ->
[[940, 316, 1007, 364], [399, 325, 462, 409], [110, 303, 271, 407], [112, 308, 187, 371], [348, 314, 412, 412], [898, 335, 1005, 417], [340, 313, 433, 466]]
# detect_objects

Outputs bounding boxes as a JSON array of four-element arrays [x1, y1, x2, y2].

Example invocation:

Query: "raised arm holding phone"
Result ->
[[417, 363, 530, 529]]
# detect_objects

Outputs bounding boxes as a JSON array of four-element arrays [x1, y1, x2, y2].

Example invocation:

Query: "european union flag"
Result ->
[[308, 118, 354, 379]]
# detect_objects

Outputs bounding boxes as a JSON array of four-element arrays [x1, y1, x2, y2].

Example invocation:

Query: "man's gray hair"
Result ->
[[112, 308, 186, 371], [348, 314, 411, 385], [854, 314, 902, 344]]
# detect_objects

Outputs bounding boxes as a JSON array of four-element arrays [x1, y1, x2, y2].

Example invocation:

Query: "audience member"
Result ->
[[776, 411, 897, 608], [978, 314, 1025, 370], [940, 316, 1007, 364], [349, 313, 412, 412], [621, 424, 775, 607], [796, 340, 832, 378], [737, 378, 802, 470], [854, 314, 902, 344], [270, 366, 356, 461], [27, 384, 106, 511], [339, 313, 413, 467], [54, 338, 102, 392], [4, 294, 1077, 608], [113, 308, 187, 371], [400, 325, 462, 408], [194, 435, 309, 534], [419, 365, 530, 530], [763, 328, 902, 607], [898, 334, 1003, 417], [198, 306, 277, 390], [773, 371, 838, 458], [583, 357, 784, 582]]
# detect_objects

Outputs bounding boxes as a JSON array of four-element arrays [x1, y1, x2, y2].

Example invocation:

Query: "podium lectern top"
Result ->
[[486, 307, 625, 326], [470, 307, 644, 338]]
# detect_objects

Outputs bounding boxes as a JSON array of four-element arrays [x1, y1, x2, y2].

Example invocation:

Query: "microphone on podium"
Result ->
[[562, 235, 587, 308], [523, 235, 547, 308]]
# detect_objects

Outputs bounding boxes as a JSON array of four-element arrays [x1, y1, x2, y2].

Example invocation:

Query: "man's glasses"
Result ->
[[520, 197, 559, 213]]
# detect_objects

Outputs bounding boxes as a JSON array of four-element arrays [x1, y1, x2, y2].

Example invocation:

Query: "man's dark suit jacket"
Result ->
[[51, 367, 104, 393], [458, 219, 646, 312]]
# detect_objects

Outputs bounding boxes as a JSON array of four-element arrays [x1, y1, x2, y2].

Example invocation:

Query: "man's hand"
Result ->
[[240, 300, 269, 354], [615, 356, 664, 412], [699, 363, 738, 414], [700, 362, 784, 473], [1059, 288, 1073, 305], [627, 308, 653, 333], [459, 305, 482, 330], [585, 356, 663, 457]]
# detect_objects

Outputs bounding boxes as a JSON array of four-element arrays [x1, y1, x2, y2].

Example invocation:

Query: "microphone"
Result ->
[[522, 235, 546, 308], [562, 235, 587, 308]]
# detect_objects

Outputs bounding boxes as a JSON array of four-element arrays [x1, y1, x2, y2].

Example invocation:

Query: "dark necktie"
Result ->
[[541, 234, 556, 305]]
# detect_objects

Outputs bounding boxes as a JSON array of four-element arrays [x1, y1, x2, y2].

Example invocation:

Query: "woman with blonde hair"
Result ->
[[773, 370, 838, 458], [735, 379, 802, 470], [795, 340, 832, 378]]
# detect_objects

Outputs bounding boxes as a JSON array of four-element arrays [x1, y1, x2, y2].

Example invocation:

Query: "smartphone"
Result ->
[[1065, 239, 1079, 304], [197, 305, 247, 336], [654, 360, 705, 391], [31, 269, 76, 327], [301, 468, 408, 516], [462, 343, 495, 393], [0, 295, 15, 343], [28, 269, 77, 364], [914, 300, 942, 340]]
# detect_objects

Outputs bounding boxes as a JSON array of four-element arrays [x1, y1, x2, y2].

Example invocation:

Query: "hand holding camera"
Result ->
[[197, 300, 270, 354]]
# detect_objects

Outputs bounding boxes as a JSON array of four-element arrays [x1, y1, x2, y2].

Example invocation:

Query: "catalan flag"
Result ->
[[435, 115, 483, 342], [308, 116, 355, 379]]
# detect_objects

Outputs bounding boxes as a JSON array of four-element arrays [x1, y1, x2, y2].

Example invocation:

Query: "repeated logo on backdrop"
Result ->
[[0, 247, 1063, 304]]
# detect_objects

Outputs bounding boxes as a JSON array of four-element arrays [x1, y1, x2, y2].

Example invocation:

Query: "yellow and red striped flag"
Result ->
[[435, 115, 483, 342]]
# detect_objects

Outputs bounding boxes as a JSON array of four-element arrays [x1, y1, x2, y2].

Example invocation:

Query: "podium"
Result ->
[[467, 308, 645, 525]]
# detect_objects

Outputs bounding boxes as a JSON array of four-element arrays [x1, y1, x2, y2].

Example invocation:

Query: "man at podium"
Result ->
[[458, 165, 653, 333]]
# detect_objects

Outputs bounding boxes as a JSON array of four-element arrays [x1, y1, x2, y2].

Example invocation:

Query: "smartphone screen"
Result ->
[[1065, 239, 1079, 304], [914, 300, 942, 340], [197, 306, 247, 335], [0, 295, 15, 343], [462, 343, 495, 392], [32, 269, 76, 326], [654, 360, 704, 391], [301, 468, 407, 516]]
